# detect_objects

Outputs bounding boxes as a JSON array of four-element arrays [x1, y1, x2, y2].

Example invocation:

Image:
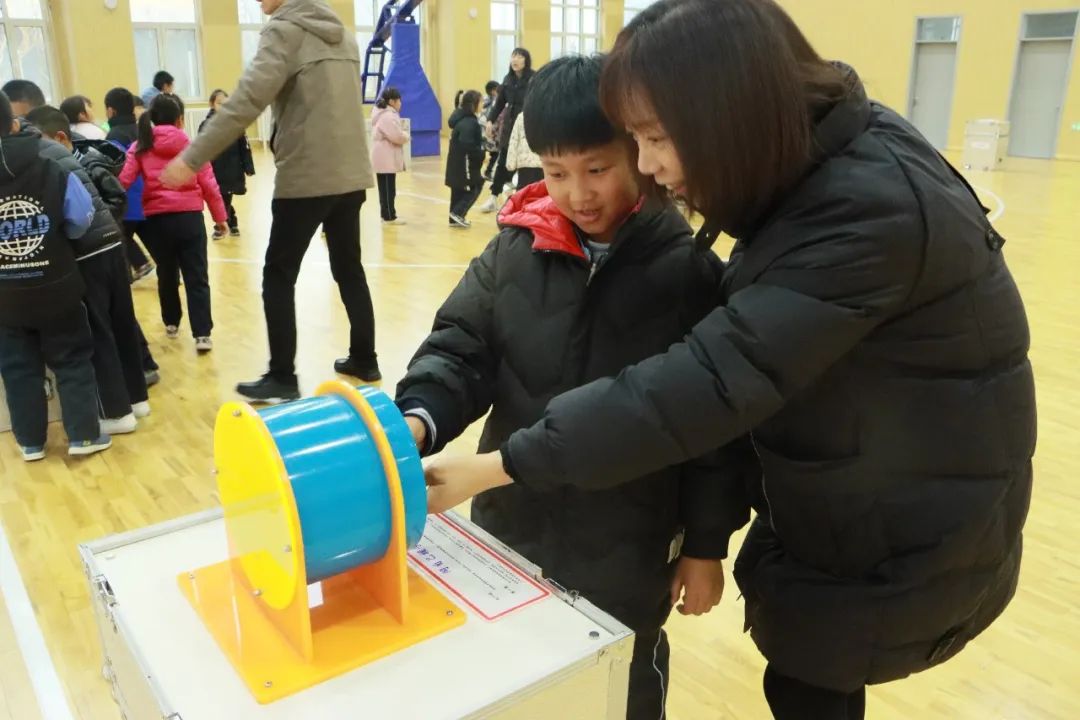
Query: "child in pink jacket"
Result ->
[[370, 86, 409, 225], [120, 94, 227, 353]]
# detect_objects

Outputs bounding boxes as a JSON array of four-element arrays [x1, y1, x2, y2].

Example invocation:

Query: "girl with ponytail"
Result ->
[[120, 94, 228, 353]]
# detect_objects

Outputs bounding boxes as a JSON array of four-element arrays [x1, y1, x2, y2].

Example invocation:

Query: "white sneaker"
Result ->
[[132, 401, 151, 419], [195, 336, 213, 353], [165, 325, 179, 339], [100, 414, 137, 435], [479, 196, 498, 213]]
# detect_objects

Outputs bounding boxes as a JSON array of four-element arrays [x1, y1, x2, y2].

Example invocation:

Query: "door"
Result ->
[[1009, 40, 1073, 158], [909, 43, 958, 149]]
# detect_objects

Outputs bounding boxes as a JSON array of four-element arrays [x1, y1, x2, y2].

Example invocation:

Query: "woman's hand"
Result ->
[[670, 556, 725, 616], [424, 452, 512, 514]]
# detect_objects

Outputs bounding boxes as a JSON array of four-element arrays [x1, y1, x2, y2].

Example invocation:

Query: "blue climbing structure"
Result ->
[[362, 0, 441, 157]]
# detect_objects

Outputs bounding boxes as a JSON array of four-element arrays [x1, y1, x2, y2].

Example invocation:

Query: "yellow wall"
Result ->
[[776, 0, 1080, 158], [45, 0, 1080, 159]]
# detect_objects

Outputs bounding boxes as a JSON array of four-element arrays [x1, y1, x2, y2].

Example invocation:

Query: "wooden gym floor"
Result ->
[[0, 147, 1076, 719]]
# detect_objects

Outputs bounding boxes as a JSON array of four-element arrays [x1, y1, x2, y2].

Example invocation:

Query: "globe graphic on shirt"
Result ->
[[0, 197, 48, 259]]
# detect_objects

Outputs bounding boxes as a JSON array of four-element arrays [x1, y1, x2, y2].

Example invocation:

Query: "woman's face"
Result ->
[[211, 93, 227, 111], [630, 117, 687, 198], [390, 97, 402, 111], [510, 53, 526, 73]]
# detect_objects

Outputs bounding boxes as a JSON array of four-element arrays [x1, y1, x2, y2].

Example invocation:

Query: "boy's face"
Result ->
[[9, 100, 30, 119], [540, 140, 639, 244]]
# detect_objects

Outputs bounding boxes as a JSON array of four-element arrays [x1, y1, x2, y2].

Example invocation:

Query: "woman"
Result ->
[[422, 2, 1036, 718], [478, 47, 533, 213], [198, 89, 255, 239]]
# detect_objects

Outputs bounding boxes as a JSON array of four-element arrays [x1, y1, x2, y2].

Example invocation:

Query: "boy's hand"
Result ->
[[670, 556, 725, 616], [405, 415, 427, 450], [423, 452, 511, 514]]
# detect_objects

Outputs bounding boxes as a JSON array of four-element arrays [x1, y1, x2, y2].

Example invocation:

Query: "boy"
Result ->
[[0, 91, 111, 459], [27, 105, 150, 434], [396, 56, 750, 720]]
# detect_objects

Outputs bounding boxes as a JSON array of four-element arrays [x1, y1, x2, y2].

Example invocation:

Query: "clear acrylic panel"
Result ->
[[133, 28, 160, 94], [130, 0, 198, 24], [583, 8, 597, 35], [494, 32, 517, 79], [237, 0, 265, 25], [163, 28, 201, 98], [550, 6, 562, 33], [491, 2, 516, 32], [1025, 12, 1079, 40], [355, 0, 375, 28], [550, 35, 562, 60], [13, 26, 51, 101], [916, 17, 960, 43], [5, 0, 42, 20], [567, 7, 580, 33]]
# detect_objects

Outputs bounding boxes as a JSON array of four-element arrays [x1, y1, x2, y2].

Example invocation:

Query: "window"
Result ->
[[491, 1, 519, 80], [238, 0, 267, 68], [356, 0, 380, 53], [1023, 11, 1079, 40], [623, 0, 649, 26], [130, 0, 202, 100], [0, 0, 56, 102], [550, 0, 600, 59], [916, 17, 961, 43]]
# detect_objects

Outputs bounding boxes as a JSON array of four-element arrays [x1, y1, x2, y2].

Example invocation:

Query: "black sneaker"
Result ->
[[236, 375, 300, 404], [333, 357, 382, 383]]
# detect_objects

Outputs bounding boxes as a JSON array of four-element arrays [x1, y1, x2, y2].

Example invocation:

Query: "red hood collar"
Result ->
[[497, 182, 644, 260]]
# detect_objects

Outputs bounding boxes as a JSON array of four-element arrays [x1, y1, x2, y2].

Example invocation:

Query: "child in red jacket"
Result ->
[[119, 94, 226, 353]]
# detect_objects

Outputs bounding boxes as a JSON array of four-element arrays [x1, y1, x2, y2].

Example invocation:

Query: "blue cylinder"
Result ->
[[257, 387, 426, 584]]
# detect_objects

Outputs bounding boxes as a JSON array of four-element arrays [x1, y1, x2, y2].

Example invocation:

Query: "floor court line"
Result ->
[[0, 521, 75, 720], [970, 184, 1006, 223]]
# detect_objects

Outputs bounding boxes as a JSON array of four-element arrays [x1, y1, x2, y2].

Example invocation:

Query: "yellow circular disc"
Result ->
[[214, 402, 304, 610]]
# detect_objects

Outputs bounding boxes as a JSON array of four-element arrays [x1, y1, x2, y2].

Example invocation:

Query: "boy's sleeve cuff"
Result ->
[[680, 532, 731, 561], [401, 407, 437, 456]]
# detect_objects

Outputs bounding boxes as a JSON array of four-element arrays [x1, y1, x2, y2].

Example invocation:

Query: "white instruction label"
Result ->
[[408, 514, 550, 621]]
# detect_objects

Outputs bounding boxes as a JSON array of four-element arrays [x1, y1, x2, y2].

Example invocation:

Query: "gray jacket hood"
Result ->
[[274, 0, 344, 44]]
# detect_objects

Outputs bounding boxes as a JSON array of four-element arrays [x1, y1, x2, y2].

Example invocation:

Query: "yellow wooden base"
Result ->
[[178, 559, 464, 704]]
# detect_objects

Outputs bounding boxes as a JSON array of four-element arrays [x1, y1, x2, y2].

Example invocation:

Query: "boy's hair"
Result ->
[[524, 55, 615, 156], [104, 87, 135, 116], [485, 80, 499, 94], [0, 92, 13, 137], [453, 90, 463, 109], [1, 79, 45, 110], [460, 90, 482, 115], [59, 95, 92, 125], [137, 93, 185, 154], [153, 71, 175, 91], [376, 86, 401, 109], [25, 105, 71, 140]]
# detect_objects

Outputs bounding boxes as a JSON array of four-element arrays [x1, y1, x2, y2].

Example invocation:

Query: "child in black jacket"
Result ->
[[0, 92, 111, 460], [445, 90, 484, 228], [398, 57, 752, 720]]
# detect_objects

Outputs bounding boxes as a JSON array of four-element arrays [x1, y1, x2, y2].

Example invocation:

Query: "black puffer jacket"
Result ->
[[198, 110, 255, 195], [445, 108, 482, 190], [397, 183, 753, 632], [38, 139, 121, 259], [487, 69, 533, 152], [73, 139, 127, 224], [503, 74, 1035, 691]]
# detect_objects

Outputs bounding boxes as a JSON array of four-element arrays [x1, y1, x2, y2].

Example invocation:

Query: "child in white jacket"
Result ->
[[504, 112, 543, 189]]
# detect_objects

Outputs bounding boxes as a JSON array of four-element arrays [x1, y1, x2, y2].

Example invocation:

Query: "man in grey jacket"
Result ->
[[162, 0, 379, 403]]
